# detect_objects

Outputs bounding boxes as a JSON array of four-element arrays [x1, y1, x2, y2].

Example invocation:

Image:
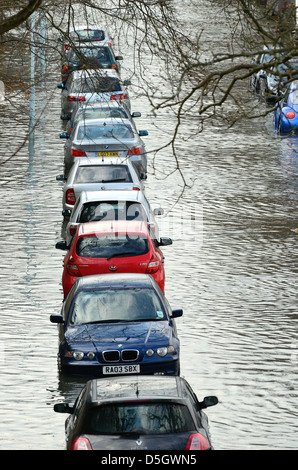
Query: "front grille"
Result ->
[[122, 350, 139, 361], [102, 349, 139, 362], [103, 350, 120, 362]]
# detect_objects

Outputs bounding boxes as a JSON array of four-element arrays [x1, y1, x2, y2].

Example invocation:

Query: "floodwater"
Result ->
[[0, 1, 297, 450]]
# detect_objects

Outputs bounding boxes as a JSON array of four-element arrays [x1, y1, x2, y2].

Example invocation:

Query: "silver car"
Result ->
[[63, 189, 163, 245], [62, 117, 148, 179], [57, 156, 145, 211], [58, 69, 131, 119]]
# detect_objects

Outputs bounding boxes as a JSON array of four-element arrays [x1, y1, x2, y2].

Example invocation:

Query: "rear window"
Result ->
[[70, 46, 112, 62], [69, 29, 105, 42], [84, 402, 195, 435], [77, 108, 129, 121], [76, 233, 149, 258], [74, 165, 132, 184], [72, 77, 121, 93], [78, 201, 147, 223]]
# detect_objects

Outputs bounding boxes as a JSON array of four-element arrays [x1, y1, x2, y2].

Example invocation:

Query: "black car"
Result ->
[[61, 43, 123, 83], [54, 375, 218, 450]]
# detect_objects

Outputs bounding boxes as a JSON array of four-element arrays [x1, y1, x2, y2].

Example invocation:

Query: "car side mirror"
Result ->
[[154, 208, 164, 216], [55, 241, 68, 250], [115, 55, 123, 60], [62, 209, 71, 217], [50, 314, 64, 324], [54, 403, 74, 414], [159, 237, 172, 246], [171, 309, 183, 318], [131, 112, 141, 118], [139, 130, 148, 136], [56, 174, 67, 182], [60, 132, 69, 139], [123, 79, 131, 86], [197, 396, 218, 410], [57, 83, 65, 89]]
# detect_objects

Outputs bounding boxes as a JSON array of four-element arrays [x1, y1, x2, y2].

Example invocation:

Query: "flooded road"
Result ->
[[0, 1, 297, 450]]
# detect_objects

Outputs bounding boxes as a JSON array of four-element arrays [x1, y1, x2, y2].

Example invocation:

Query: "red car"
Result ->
[[59, 220, 172, 298]]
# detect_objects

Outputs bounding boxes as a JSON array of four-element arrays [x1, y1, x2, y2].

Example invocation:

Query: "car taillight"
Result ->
[[110, 93, 128, 101], [70, 437, 92, 450], [67, 96, 86, 102], [128, 147, 142, 155], [69, 224, 78, 236], [62, 64, 68, 73], [64, 43, 70, 51], [111, 63, 118, 70], [132, 186, 140, 191], [146, 255, 160, 274], [66, 189, 76, 205], [71, 149, 86, 157], [286, 111, 295, 119], [66, 257, 81, 277], [185, 433, 210, 450]]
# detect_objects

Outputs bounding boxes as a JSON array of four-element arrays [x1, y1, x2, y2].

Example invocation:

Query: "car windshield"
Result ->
[[76, 108, 128, 121], [74, 165, 132, 184], [78, 201, 147, 223], [76, 123, 133, 140], [76, 233, 149, 258], [69, 29, 105, 42], [83, 402, 195, 435], [69, 46, 111, 62], [72, 77, 122, 94], [69, 288, 166, 324]]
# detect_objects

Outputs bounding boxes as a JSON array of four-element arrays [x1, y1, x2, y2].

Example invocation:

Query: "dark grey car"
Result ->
[[54, 374, 218, 450]]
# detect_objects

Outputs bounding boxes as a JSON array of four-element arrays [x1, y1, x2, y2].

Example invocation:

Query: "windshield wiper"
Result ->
[[101, 178, 127, 183], [107, 251, 137, 260]]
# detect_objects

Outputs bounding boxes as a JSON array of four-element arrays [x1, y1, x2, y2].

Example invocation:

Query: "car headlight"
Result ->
[[146, 346, 175, 357], [73, 351, 84, 361]]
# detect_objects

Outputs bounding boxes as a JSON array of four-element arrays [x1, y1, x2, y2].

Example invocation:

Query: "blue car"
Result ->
[[50, 273, 183, 376], [275, 80, 298, 134]]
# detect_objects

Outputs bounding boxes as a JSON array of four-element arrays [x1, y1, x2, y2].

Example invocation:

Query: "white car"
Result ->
[[59, 69, 131, 118], [63, 190, 163, 245], [57, 156, 145, 211]]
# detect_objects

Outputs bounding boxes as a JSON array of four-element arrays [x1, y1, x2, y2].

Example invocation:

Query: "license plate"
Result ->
[[96, 151, 119, 157], [103, 364, 140, 375]]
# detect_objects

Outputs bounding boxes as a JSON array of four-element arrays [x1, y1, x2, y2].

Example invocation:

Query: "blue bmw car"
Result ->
[[50, 273, 183, 376], [275, 80, 298, 134]]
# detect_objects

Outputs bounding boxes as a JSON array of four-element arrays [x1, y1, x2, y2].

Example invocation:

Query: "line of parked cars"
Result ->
[[51, 24, 218, 451], [249, 46, 298, 134]]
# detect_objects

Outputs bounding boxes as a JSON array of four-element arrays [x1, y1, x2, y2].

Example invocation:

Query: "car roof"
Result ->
[[69, 25, 108, 33], [77, 118, 132, 127], [76, 101, 128, 112], [77, 220, 150, 237], [71, 69, 120, 80], [89, 375, 188, 404], [72, 156, 134, 167], [75, 272, 156, 291], [79, 189, 145, 203]]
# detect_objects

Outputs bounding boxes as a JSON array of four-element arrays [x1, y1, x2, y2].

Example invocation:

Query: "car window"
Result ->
[[74, 165, 132, 184], [72, 77, 122, 94], [69, 29, 106, 42], [83, 402, 195, 435], [69, 288, 166, 324], [76, 123, 133, 140], [76, 108, 128, 121], [76, 233, 149, 258], [78, 201, 147, 223], [70, 46, 112, 62]]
